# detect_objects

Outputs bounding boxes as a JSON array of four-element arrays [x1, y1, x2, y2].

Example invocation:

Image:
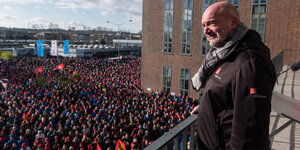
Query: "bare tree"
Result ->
[[31, 24, 40, 39], [68, 26, 76, 44], [48, 22, 59, 30], [49, 22, 60, 40], [83, 25, 87, 31], [96, 26, 103, 31], [39, 24, 44, 30]]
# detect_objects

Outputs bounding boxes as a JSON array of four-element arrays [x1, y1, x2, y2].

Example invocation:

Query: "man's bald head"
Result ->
[[201, 1, 240, 47], [204, 1, 239, 23]]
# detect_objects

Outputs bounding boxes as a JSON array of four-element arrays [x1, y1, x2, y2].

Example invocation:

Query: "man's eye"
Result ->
[[208, 24, 216, 27]]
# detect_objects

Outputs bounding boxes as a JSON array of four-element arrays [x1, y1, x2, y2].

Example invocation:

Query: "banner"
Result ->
[[64, 40, 69, 55], [37, 40, 44, 57], [51, 40, 57, 56]]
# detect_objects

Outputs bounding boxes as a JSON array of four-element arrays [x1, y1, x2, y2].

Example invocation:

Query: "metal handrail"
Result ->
[[269, 92, 300, 138], [144, 115, 197, 150], [272, 50, 284, 75]]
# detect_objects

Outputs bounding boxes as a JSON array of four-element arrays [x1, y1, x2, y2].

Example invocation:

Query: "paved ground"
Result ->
[[270, 65, 300, 150]]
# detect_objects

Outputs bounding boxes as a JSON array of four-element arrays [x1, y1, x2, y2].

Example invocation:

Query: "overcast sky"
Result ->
[[0, 0, 142, 33]]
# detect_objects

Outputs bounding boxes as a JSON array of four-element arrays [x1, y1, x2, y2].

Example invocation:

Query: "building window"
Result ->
[[162, 66, 172, 93], [227, 0, 239, 10], [201, 0, 215, 56], [181, 0, 193, 56], [163, 0, 174, 54], [251, 0, 267, 41], [179, 68, 190, 96]]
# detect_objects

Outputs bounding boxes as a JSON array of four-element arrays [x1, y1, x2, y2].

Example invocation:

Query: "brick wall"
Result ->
[[283, 49, 300, 65], [265, 0, 300, 58]]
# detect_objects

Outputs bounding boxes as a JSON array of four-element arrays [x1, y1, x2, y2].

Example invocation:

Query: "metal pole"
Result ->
[[118, 25, 120, 60], [269, 119, 294, 138], [106, 20, 132, 61]]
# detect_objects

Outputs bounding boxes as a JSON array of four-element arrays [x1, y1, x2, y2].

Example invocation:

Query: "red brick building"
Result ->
[[141, 0, 300, 98]]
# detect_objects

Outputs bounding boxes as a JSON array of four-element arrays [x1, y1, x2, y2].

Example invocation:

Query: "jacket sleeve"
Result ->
[[229, 57, 275, 150]]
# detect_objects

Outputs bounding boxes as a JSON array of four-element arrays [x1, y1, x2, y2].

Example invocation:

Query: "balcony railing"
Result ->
[[144, 115, 197, 150]]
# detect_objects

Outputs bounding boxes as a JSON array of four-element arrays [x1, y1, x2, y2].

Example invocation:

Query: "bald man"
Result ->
[[191, 1, 276, 150]]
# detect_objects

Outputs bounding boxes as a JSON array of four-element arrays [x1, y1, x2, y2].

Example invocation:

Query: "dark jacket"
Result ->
[[197, 30, 277, 150]]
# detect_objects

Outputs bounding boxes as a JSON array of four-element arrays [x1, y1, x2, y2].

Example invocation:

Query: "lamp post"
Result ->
[[107, 20, 132, 60]]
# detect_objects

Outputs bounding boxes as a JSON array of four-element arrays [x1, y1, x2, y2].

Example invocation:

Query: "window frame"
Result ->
[[179, 68, 190, 97], [162, 66, 172, 93], [250, 0, 267, 41], [163, 0, 174, 54], [181, 0, 194, 56], [201, 0, 215, 56], [227, 0, 239, 10]]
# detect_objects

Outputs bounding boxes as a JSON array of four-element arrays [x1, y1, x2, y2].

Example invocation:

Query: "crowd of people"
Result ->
[[0, 56, 198, 150]]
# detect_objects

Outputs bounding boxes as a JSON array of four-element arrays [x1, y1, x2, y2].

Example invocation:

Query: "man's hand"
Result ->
[[190, 105, 199, 115]]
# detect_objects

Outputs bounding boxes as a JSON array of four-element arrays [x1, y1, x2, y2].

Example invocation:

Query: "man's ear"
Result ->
[[231, 16, 239, 29]]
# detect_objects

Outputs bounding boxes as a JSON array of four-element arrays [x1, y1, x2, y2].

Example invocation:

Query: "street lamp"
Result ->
[[107, 20, 132, 60]]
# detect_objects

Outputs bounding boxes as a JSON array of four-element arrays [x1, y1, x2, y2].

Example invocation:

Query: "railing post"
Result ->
[[190, 123, 195, 150], [162, 145, 168, 150], [174, 136, 179, 150], [182, 128, 187, 150]]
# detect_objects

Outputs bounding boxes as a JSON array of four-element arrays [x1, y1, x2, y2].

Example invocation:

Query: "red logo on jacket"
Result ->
[[215, 67, 222, 75], [250, 88, 257, 95]]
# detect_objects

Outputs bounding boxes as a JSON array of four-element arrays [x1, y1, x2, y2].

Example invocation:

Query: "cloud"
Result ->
[[0, 13, 97, 31], [3, 5, 11, 10], [56, 1, 80, 12], [0, 13, 17, 20], [0, 13, 25, 28], [100, 11, 109, 16], [0, 0, 44, 4], [0, 0, 142, 32], [0, 12, 101, 31], [55, 0, 142, 17], [29, 17, 49, 24], [26, 18, 89, 30], [64, 20, 86, 29], [35, 6, 42, 9]]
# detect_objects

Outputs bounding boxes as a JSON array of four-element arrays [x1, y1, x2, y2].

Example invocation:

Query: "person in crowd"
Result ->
[[20, 143, 31, 150]]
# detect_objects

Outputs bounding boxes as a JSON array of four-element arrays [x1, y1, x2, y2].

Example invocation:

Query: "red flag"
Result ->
[[56, 63, 64, 70], [72, 70, 77, 76], [1, 67, 6, 72], [0, 78, 8, 89], [50, 59, 53, 64], [22, 113, 27, 122], [113, 70, 115, 74], [34, 66, 44, 74], [96, 144, 102, 150], [115, 140, 126, 150]]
